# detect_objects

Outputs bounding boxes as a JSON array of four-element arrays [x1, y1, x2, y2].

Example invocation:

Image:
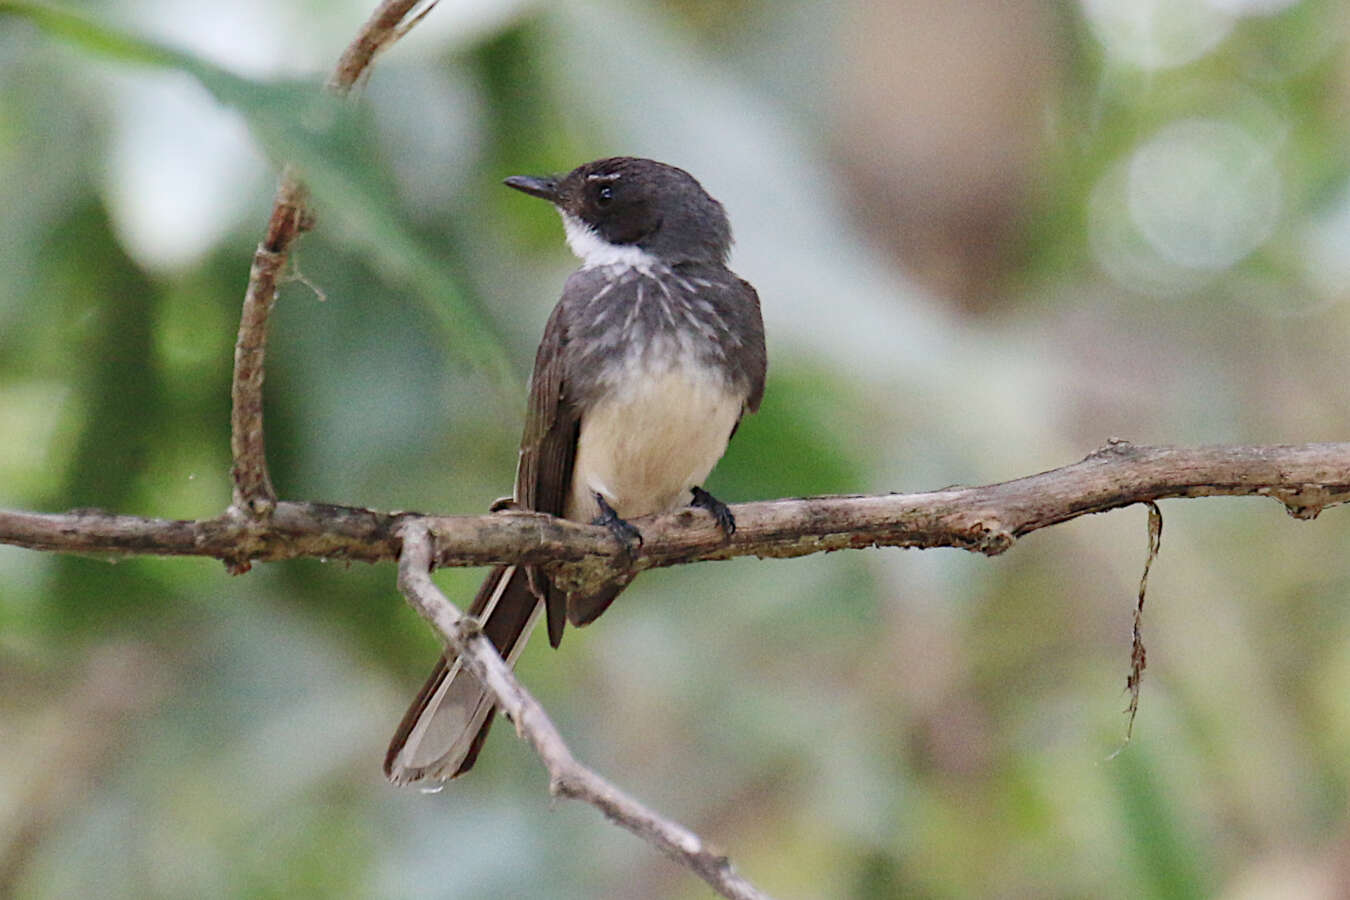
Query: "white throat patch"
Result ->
[[561, 212, 662, 271]]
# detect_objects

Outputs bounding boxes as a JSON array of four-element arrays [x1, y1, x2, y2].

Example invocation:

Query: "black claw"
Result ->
[[592, 493, 643, 559], [690, 486, 736, 537]]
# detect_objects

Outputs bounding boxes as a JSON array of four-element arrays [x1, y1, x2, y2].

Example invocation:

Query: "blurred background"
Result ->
[[2, 0, 1349, 896]]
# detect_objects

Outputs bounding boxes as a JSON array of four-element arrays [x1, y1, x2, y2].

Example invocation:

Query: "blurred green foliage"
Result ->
[[3, 1, 1350, 898]]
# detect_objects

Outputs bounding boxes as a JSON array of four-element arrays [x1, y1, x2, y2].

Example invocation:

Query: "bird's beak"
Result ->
[[503, 174, 560, 202]]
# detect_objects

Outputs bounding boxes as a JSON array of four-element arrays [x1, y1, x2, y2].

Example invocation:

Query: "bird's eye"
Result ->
[[595, 184, 614, 206]]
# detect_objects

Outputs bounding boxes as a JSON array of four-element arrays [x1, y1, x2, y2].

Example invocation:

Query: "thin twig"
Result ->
[[7, 442, 1348, 568], [329, 0, 438, 93], [395, 523, 776, 900], [1109, 501, 1163, 760], [1125, 501, 1162, 739], [228, 0, 433, 517]]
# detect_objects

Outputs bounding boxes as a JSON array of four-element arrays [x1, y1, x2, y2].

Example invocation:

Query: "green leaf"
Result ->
[[0, 1, 515, 386], [0, 2, 181, 67]]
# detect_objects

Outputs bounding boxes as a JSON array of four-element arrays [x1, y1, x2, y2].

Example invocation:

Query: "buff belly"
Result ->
[[565, 368, 743, 522]]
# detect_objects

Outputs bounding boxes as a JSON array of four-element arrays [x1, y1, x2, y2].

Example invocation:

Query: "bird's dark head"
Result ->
[[504, 157, 732, 267]]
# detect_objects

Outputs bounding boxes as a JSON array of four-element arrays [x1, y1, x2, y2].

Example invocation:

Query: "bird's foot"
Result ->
[[690, 486, 736, 537], [592, 493, 643, 560]]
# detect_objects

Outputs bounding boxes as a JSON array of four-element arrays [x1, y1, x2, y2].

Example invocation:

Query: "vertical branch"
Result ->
[[227, 0, 437, 517], [230, 173, 307, 515]]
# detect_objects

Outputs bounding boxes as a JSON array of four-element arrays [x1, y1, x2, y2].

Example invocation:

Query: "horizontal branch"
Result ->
[[2, 442, 1347, 573]]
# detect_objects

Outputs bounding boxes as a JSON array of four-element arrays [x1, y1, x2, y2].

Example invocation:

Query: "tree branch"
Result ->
[[229, 188, 301, 514], [26, 0, 1350, 892], [395, 523, 775, 900], [228, 0, 434, 516], [6, 439, 1347, 900], [329, 0, 439, 91], [4, 442, 1347, 569]]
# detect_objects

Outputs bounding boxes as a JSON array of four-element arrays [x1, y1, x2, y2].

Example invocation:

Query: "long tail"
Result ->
[[384, 565, 542, 785]]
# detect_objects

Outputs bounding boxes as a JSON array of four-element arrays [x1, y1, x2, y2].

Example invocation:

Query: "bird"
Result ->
[[384, 157, 767, 786]]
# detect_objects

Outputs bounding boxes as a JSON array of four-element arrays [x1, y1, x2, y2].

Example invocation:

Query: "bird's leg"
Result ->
[[592, 492, 643, 560], [690, 486, 736, 537]]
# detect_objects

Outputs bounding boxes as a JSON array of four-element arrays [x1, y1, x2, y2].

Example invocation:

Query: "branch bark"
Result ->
[[25, 0, 1350, 894], [228, 0, 434, 516], [138, 2, 778, 894], [229, 181, 303, 515], [396, 523, 774, 900], [6, 441, 1347, 569]]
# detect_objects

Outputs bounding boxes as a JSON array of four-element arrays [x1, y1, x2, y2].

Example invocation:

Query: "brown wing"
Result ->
[[724, 276, 767, 443], [735, 276, 767, 414], [385, 299, 579, 785], [514, 299, 579, 648]]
